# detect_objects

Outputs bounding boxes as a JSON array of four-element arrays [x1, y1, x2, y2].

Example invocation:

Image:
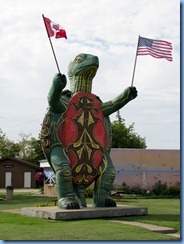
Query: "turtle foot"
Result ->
[[104, 198, 117, 207], [58, 198, 80, 209], [94, 198, 117, 207]]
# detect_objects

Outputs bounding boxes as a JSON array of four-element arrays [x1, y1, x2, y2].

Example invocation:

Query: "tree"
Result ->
[[0, 129, 20, 158], [29, 136, 45, 164], [111, 111, 147, 148], [18, 132, 44, 165], [0, 129, 44, 164]]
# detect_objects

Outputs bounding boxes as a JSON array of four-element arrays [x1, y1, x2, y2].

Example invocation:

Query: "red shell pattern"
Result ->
[[57, 92, 107, 185]]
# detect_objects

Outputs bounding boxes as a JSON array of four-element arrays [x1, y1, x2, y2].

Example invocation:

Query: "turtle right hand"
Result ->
[[53, 73, 67, 89], [129, 86, 138, 99]]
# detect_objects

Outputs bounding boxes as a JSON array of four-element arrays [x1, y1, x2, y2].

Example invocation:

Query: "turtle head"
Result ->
[[67, 53, 99, 93]]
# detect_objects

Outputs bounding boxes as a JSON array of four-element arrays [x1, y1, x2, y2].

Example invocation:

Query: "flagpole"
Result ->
[[131, 35, 140, 87], [42, 14, 61, 74]]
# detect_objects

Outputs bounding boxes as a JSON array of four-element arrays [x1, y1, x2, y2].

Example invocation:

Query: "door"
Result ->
[[5, 172, 12, 187], [24, 172, 31, 188]]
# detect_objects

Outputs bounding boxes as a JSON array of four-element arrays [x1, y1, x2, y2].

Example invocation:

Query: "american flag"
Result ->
[[137, 36, 173, 62]]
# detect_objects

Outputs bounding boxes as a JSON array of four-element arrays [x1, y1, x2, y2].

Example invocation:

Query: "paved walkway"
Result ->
[[1, 209, 22, 214], [0, 188, 41, 194], [110, 220, 180, 239]]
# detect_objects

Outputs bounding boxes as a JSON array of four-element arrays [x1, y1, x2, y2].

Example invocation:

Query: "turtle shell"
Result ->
[[57, 91, 108, 185]]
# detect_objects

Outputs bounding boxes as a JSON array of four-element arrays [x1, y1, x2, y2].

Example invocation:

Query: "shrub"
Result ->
[[114, 181, 180, 198], [167, 182, 180, 197], [152, 180, 168, 195], [131, 184, 143, 194], [144, 190, 155, 197], [121, 182, 131, 194]]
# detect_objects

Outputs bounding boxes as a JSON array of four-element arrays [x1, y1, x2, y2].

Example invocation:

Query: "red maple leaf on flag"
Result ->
[[53, 24, 59, 31], [43, 16, 67, 39]]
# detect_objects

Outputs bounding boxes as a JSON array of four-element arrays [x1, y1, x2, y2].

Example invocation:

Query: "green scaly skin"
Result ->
[[41, 53, 137, 209]]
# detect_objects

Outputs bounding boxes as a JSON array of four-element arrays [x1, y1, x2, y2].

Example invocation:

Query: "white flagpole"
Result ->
[[131, 35, 140, 87]]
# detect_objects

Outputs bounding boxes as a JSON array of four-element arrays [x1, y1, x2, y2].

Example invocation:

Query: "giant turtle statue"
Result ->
[[41, 53, 137, 209]]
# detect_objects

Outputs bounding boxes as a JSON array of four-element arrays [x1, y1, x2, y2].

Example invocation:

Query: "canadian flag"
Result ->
[[43, 16, 67, 39]]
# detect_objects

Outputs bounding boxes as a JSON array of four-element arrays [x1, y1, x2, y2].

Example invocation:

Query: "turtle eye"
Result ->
[[75, 56, 83, 63]]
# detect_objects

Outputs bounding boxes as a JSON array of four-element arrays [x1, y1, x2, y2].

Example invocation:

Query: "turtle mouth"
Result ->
[[75, 65, 98, 79]]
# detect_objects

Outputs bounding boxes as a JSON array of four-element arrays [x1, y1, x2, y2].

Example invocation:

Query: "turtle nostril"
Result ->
[[93, 56, 99, 66]]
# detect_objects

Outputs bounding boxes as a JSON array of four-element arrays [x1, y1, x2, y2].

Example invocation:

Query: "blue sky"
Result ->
[[0, 0, 180, 150]]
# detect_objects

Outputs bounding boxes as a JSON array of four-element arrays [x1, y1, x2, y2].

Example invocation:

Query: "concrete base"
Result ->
[[22, 205, 148, 220]]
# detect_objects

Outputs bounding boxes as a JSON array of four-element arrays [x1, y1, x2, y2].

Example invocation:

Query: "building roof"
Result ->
[[39, 159, 50, 168], [0, 157, 40, 169]]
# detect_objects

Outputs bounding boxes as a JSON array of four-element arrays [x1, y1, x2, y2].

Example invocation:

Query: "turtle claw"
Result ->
[[104, 198, 116, 207], [58, 198, 80, 209], [65, 202, 80, 209]]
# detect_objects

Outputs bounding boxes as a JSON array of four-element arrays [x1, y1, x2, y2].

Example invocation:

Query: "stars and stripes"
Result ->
[[137, 36, 173, 62]]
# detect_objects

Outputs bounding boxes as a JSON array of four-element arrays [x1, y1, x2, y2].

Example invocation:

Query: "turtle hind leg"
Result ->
[[93, 155, 116, 207], [73, 185, 87, 208], [93, 192, 117, 207], [104, 198, 116, 207], [93, 182, 116, 207]]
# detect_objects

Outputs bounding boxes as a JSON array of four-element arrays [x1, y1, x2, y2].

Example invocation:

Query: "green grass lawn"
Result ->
[[0, 192, 180, 241], [0, 192, 53, 210], [118, 198, 180, 230]]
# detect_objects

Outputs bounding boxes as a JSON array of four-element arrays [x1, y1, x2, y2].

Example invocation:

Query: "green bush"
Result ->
[[121, 182, 131, 194], [167, 182, 180, 197], [151, 181, 180, 197], [131, 184, 143, 194], [152, 180, 168, 195], [144, 190, 155, 197], [113, 181, 180, 198]]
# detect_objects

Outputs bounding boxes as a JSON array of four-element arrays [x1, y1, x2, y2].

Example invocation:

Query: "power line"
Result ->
[[1, 118, 42, 129]]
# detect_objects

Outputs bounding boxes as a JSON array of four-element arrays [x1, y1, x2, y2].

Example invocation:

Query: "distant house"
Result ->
[[0, 157, 40, 188]]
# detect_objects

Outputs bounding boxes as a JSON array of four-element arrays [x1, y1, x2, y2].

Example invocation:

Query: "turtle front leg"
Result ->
[[50, 146, 80, 209], [93, 154, 116, 207]]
